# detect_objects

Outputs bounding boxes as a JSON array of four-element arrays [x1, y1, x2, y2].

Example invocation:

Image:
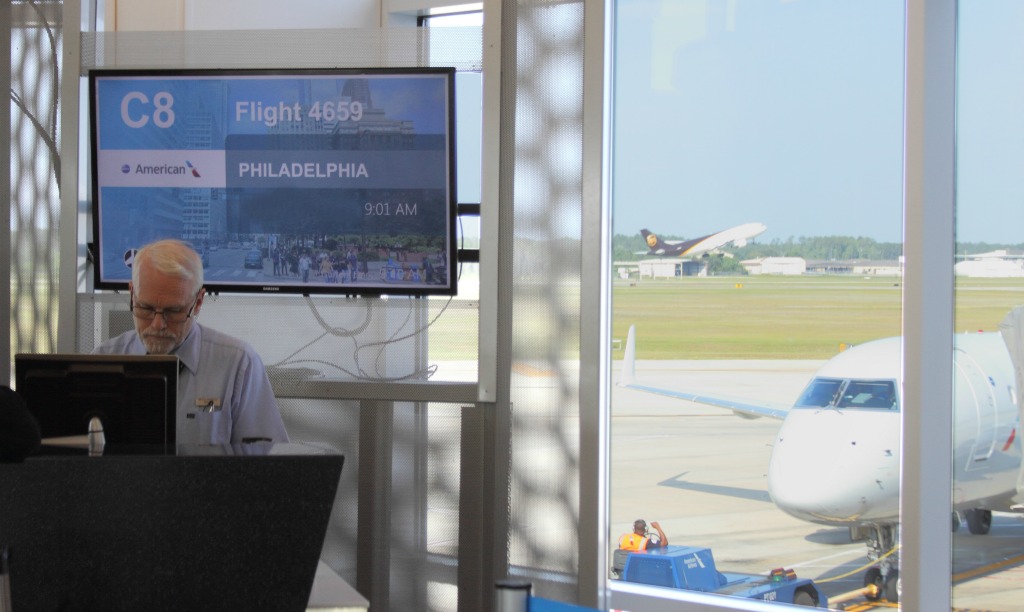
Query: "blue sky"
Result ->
[[611, 0, 1024, 245]]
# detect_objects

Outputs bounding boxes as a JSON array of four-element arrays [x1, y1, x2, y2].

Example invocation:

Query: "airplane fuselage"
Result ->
[[619, 325, 1020, 598], [766, 334, 1021, 527], [640, 223, 767, 258]]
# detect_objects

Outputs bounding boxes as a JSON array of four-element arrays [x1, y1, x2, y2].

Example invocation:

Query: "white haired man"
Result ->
[[94, 239, 288, 445]]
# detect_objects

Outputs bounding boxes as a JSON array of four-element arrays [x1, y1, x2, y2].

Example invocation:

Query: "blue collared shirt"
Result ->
[[93, 323, 289, 445]]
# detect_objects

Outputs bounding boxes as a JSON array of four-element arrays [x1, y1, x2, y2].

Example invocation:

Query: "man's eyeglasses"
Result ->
[[130, 291, 201, 323]]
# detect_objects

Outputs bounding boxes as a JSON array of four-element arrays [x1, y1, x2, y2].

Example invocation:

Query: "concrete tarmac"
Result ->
[[610, 360, 1024, 610]]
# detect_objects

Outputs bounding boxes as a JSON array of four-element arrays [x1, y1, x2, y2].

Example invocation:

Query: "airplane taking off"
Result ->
[[619, 324, 1023, 603], [640, 222, 767, 258]]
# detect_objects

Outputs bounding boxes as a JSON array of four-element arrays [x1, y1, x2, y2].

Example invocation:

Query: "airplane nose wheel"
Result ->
[[863, 567, 900, 603], [884, 569, 900, 603], [863, 567, 883, 601], [861, 523, 898, 602]]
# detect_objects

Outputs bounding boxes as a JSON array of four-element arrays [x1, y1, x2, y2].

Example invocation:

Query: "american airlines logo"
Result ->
[[100, 150, 224, 186], [122, 160, 202, 177]]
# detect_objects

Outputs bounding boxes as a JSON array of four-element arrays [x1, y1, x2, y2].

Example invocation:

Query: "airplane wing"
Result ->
[[618, 325, 790, 420], [670, 235, 715, 256]]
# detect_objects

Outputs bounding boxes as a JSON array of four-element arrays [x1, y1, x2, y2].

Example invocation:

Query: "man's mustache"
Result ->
[[141, 331, 177, 346]]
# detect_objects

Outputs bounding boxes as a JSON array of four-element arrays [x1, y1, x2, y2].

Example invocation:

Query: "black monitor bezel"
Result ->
[[14, 353, 178, 454], [87, 66, 459, 298]]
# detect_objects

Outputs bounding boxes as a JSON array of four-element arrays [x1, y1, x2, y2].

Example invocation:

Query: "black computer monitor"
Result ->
[[14, 353, 178, 454]]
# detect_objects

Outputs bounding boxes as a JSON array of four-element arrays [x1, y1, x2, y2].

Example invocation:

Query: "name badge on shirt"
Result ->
[[188, 397, 222, 418]]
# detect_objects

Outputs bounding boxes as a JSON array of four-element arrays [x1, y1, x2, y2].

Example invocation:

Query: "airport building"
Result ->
[[741, 257, 807, 276], [630, 256, 907, 278], [955, 250, 1024, 277], [2, 2, 1003, 612], [632, 258, 707, 278], [804, 258, 904, 276]]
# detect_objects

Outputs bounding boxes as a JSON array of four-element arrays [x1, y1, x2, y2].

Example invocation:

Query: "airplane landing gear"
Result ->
[[863, 566, 883, 600], [860, 523, 899, 602], [863, 566, 900, 603], [885, 569, 900, 604]]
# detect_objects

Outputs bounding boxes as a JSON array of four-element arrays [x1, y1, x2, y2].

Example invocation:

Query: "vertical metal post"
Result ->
[[58, 0, 82, 353], [357, 399, 393, 610], [389, 398, 429, 611], [580, 0, 610, 606], [1, 0, 12, 384], [457, 405, 484, 611], [901, 0, 956, 610], [477, 0, 503, 404]]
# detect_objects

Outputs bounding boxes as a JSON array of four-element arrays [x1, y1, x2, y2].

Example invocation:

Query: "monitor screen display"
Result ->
[[14, 354, 178, 454], [89, 68, 457, 297]]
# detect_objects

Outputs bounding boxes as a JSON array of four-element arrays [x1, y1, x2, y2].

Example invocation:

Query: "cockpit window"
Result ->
[[795, 378, 899, 410], [837, 380, 898, 409], [795, 378, 843, 407]]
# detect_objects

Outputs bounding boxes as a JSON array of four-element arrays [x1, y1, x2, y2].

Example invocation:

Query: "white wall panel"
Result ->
[[184, 0, 379, 30], [108, 0, 380, 31], [113, 0, 183, 31]]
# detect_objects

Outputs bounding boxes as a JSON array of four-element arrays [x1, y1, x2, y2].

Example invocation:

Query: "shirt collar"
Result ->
[[169, 323, 202, 374]]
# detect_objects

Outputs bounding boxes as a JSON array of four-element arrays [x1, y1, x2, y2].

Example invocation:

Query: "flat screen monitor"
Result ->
[[14, 353, 178, 454], [88, 67, 458, 297]]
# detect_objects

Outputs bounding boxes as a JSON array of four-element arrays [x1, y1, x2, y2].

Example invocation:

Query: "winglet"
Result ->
[[620, 325, 637, 386]]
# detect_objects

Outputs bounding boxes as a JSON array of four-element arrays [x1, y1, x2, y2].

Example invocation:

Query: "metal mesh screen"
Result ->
[[8, 0, 63, 382], [505, 0, 585, 601]]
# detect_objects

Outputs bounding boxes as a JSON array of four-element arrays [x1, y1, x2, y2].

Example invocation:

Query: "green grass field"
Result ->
[[612, 275, 1024, 360]]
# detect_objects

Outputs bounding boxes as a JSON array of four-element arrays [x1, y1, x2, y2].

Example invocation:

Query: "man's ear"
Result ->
[[193, 287, 206, 315]]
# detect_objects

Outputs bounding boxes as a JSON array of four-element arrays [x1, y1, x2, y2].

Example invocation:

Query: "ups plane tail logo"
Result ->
[[643, 230, 661, 250]]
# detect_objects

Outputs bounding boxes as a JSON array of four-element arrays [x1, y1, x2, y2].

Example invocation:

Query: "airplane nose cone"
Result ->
[[767, 410, 900, 524]]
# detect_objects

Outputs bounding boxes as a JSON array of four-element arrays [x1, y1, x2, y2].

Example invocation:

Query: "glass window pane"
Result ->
[[953, 3, 1024, 610], [421, 5, 483, 28], [610, 1, 905, 607]]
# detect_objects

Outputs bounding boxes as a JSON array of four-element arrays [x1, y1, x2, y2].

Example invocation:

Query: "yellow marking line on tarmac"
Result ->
[[840, 603, 898, 611], [952, 551, 1024, 583]]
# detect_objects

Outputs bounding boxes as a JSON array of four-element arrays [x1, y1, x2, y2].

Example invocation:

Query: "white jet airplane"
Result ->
[[619, 324, 1023, 603], [639, 222, 767, 259]]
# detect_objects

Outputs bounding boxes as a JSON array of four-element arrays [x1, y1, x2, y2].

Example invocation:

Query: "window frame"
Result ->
[[595, 0, 957, 610]]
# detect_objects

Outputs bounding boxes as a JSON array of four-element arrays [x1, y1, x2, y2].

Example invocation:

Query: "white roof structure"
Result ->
[[955, 258, 1024, 278], [741, 257, 806, 276]]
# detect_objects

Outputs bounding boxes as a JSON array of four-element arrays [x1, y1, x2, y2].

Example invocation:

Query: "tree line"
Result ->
[[613, 233, 1022, 264]]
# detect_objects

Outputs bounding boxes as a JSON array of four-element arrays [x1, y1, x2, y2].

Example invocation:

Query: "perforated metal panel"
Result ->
[[504, 0, 585, 602], [7, 0, 64, 383]]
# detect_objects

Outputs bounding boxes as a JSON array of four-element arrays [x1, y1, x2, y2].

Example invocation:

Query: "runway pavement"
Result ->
[[610, 360, 1024, 610]]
